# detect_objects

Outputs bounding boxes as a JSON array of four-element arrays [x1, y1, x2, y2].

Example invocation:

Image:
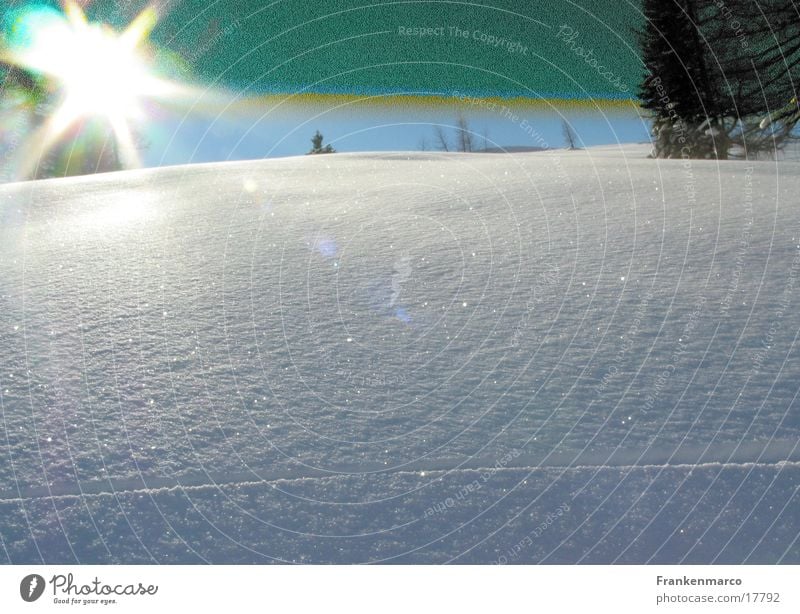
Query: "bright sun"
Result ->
[[2, 1, 186, 174], [41, 11, 156, 123]]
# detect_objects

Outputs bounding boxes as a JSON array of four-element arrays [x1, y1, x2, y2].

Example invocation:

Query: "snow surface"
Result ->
[[0, 144, 799, 563]]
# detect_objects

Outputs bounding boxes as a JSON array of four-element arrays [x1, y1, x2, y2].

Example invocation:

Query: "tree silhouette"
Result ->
[[455, 113, 474, 152], [638, 0, 725, 158], [433, 125, 451, 152], [561, 120, 579, 150], [430, 115, 475, 152], [638, 0, 799, 159], [308, 130, 335, 154]]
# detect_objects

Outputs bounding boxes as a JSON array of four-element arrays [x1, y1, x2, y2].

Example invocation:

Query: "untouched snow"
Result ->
[[1, 144, 799, 563]]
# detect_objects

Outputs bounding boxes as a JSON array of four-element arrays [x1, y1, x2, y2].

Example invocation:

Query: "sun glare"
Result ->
[[42, 20, 153, 121], [1, 1, 190, 177]]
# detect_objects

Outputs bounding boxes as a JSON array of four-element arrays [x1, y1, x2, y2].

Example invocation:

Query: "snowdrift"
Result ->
[[1, 145, 798, 563]]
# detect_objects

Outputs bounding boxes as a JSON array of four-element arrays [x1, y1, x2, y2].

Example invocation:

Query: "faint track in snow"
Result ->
[[1, 439, 798, 503]]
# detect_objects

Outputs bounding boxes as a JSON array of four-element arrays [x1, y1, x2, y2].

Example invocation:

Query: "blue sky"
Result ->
[[0, 1, 652, 176], [146, 102, 652, 167]]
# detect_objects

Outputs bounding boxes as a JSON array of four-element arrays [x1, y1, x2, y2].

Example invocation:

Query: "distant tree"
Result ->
[[431, 115, 476, 152], [561, 120, 579, 150], [308, 130, 335, 154], [433, 125, 451, 151], [455, 113, 474, 152]]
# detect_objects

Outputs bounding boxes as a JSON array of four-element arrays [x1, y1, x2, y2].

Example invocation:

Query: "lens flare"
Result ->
[[1, 1, 198, 178]]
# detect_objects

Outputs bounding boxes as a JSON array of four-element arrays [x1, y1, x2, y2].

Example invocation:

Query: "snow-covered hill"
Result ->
[[1, 145, 798, 563]]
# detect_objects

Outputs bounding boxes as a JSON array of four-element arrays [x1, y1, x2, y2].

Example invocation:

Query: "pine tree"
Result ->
[[715, 1, 800, 116], [638, 0, 726, 159], [308, 130, 335, 155], [638, 0, 799, 159], [709, 0, 800, 157]]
